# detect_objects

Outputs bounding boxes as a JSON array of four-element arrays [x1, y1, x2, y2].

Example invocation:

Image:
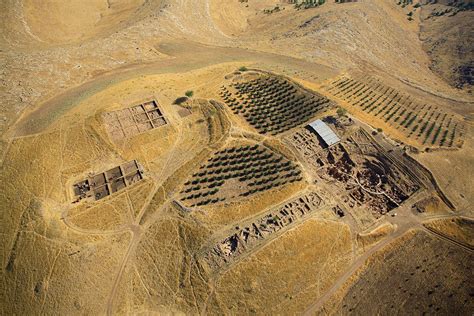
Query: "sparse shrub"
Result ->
[[337, 107, 347, 117], [173, 96, 188, 105], [185, 90, 194, 98]]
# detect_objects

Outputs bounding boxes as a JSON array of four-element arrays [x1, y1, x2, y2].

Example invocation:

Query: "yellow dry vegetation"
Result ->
[[22, 0, 152, 44], [424, 217, 474, 248], [115, 212, 212, 314], [416, 135, 474, 210], [0, 65, 238, 314], [2, 219, 131, 315], [0, 0, 473, 313], [127, 179, 156, 221], [357, 222, 395, 251], [65, 191, 132, 232], [322, 230, 474, 315], [192, 181, 307, 228], [208, 219, 352, 314], [0, 22, 472, 312]]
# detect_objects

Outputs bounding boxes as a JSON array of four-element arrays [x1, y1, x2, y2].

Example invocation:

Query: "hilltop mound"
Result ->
[[0, 0, 472, 315]]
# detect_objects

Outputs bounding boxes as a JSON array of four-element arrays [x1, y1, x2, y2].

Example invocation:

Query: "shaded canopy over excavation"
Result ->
[[1, 0, 473, 315]]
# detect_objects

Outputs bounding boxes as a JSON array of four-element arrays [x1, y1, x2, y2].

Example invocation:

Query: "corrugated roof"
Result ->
[[308, 119, 340, 147]]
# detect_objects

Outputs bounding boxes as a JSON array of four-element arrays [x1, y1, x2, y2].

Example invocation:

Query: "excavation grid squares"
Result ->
[[103, 100, 167, 141], [73, 160, 144, 202]]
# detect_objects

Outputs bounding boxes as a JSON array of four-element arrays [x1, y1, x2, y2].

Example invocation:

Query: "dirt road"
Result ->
[[10, 40, 337, 137], [303, 204, 473, 315]]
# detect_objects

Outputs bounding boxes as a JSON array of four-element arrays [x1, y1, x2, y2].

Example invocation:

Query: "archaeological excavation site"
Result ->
[[1, 0, 473, 315]]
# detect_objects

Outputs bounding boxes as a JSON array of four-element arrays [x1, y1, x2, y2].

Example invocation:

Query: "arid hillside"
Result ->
[[418, 0, 473, 91], [1, 0, 473, 315]]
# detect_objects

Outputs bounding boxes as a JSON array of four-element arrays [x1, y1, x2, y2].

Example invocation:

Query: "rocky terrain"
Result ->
[[1, 0, 472, 314], [419, 0, 474, 91]]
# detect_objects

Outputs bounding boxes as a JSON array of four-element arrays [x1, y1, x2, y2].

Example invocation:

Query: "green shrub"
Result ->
[[185, 90, 194, 97], [336, 107, 347, 117]]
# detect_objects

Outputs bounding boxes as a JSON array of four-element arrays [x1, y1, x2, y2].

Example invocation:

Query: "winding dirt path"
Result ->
[[303, 208, 473, 314], [422, 225, 474, 252], [106, 224, 142, 315], [10, 40, 336, 138], [303, 220, 415, 315]]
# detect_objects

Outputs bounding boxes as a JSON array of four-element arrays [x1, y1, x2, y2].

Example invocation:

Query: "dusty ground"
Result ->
[[418, 0, 474, 92], [320, 229, 473, 315], [1, 0, 473, 314]]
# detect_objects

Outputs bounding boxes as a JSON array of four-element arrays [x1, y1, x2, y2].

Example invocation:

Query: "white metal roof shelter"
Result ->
[[308, 119, 340, 147]]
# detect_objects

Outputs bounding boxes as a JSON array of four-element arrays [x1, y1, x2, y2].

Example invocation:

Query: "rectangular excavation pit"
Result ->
[[134, 112, 149, 123], [119, 115, 135, 127], [111, 178, 127, 193], [106, 166, 123, 181], [103, 99, 168, 141], [204, 192, 322, 269], [131, 105, 145, 115], [73, 180, 91, 198], [91, 173, 107, 187], [152, 118, 166, 128], [122, 160, 139, 175], [93, 185, 110, 200], [147, 109, 163, 120], [125, 171, 143, 185], [143, 100, 158, 111], [137, 122, 154, 133], [72, 160, 144, 203]]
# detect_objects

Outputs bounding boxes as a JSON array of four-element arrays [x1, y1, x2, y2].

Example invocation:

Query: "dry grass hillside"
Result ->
[[0, 0, 472, 314], [419, 0, 474, 91], [1, 0, 165, 46]]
